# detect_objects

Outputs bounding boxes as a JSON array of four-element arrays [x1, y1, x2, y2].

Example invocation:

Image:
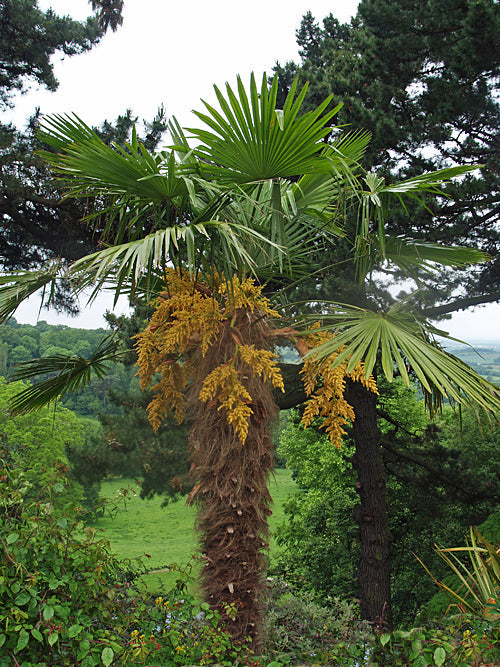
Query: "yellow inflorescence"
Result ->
[[301, 327, 378, 448], [135, 269, 283, 441], [200, 363, 253, 443], [199, 345, 284, 443], [221, 275, 280, 318], [238, 345, 285, 392]]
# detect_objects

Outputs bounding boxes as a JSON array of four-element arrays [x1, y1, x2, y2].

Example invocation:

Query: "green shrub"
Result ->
[[0, 460, 260, 666], [0, 460, 142, 666], [370, 619, 500, 666], [122, 594, 256, 666], [262, 578, 373, 665]]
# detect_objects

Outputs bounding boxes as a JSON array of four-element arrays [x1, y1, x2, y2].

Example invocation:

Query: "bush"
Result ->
[[370, 619, 500, 666], [0, 459, 258, 666], [262, 578, 373, 665], [0, 460, 142, 666]]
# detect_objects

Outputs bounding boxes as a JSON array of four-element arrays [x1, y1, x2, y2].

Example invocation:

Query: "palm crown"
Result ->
[[1, 72, 498, 416]]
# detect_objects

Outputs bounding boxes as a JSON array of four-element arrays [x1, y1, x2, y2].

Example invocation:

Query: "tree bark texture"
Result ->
[[187, 312, 277, 645], [345, 379, 393, 630]]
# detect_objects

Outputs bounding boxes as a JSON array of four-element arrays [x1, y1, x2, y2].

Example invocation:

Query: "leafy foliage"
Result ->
[[0, 376, 84, 503], [0, 461, 141, 666], [0, 318, 136, 418], [0, 0, 121, 109], [418, 528, 500, 621], [274, 394, 500, 625], [262, 579, 373, 665], [371, 621, 500, 667], [274, 0, 500, 312]]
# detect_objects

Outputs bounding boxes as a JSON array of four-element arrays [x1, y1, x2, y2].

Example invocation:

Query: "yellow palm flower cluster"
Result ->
[[200, 345, 284, 443], [220, 275, 280, 317], [301, 326, 378, 448], [135, 269, 283, 441]]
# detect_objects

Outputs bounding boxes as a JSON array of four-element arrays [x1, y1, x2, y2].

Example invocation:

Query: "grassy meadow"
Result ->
[[94, 468, 296, 593]]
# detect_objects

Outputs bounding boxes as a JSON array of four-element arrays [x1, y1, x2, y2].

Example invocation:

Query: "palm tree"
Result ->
[[1, 73, 498, 641]]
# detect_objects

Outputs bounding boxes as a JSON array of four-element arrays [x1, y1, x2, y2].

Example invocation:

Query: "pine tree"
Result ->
[[274, 0, 500, 314]]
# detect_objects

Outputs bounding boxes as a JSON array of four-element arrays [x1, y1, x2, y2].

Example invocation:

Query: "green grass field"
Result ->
[[94, 468, 296, 593]]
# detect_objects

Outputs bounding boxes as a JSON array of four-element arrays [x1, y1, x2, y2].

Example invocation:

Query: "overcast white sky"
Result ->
[[5, 0, 500, 343]]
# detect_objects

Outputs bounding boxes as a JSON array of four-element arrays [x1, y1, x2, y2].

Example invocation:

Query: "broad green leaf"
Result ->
[[304, 302, 500, 414], [43, 605, 54, 621], [68, 624, 84, 638], [31, 628, 43, 642], [433, 646, 446, 667], [15, 629, 29, 652], [48, 631, 59, 647], [101, 646, 114, 666], [189, 73, 339, 183], [15, 591, 30, 606]]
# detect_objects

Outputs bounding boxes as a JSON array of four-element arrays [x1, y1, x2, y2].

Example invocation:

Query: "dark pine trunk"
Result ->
[[345, 379, 393, 630]]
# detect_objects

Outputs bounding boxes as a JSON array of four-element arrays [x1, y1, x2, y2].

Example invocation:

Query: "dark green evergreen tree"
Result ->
[[274, 0, 500, 315], [275, 393, 500, 625], [0, 0, 122, 109]]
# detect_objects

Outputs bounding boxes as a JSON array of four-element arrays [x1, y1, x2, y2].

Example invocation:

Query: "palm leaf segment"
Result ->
[[306, 302, 500, 413], [355, 166, 483, 281], [9, 335, 123, 414], [189, 73, 341, 182]]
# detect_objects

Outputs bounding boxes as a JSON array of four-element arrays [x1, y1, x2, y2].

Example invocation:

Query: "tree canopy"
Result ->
[[274, 0, 500, 317], [0, 0, 122, 108]]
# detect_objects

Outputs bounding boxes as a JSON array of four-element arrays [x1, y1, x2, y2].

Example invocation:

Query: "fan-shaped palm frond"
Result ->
[[189, 73, 340, 183], [38, 115, 205, 246], [9, 335, 123, 414], [305, 302, 500, 413], [39, 114, 192, 202], [381, 236, 491, 275], [353, 164, 482, 280]]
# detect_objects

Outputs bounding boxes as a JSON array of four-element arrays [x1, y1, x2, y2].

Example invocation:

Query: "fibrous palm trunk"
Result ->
[[187, 312, 277, 644]]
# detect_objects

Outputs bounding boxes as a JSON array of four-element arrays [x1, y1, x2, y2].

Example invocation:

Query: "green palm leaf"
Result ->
[[0, 263, 62, 324], [39, 114, 191, 201], [38, 114, 200, 243], [354, 165, 482, 277], [189, 73, 340, 182], [380, 236, 491, 274], [306, 302, 500, 413], [9, 335, 123, 414]]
